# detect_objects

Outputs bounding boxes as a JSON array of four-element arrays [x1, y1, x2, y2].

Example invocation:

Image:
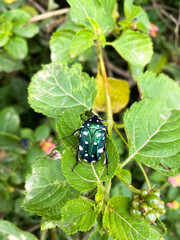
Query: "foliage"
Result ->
[[0, 0, 180, 240]]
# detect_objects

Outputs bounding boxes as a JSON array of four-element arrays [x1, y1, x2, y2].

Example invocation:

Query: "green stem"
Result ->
[[114, 123, 124, 128], [96, 39, 113, 137], [137, 162, 151, 190], [104, 179, 111, 204], [113, 125, 128, 148], [117, 172, 141, 194], [0, 131, 20, 141], [120, 157, 132, 168], [160, 181, 170, 191]]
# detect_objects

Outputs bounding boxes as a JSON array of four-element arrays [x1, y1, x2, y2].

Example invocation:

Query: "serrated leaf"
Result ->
[[0, 220, 38, 240], [124, 0, 141, 19], [58, 198, 98, 234], [0, 52, 23, 73], [103, 196, 161, 240], [151, 219, 167, 236], [137, 71, 180, 110], [5, 36, 28, 60], [116, 167, 132, 185], [67, 0, 115, 34], [57, 108, 82, 149], [61, 137, 119, 191], [50, 30, 75, 63], [70, 29, 94, 58], [28, 63, 97, 118], [94, 74, 130, 113], [0, 107, 20, 134], [110, 30, 153, 66], [124, 100, 180, 176], [23, 156, 79, 219]]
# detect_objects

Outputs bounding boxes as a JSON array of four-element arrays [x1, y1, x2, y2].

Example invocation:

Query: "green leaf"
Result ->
[[28, 63, 97, 118], [137, 71, 180, 110], [128, 63, 144, 80], [70, 29, 94, 58], [23, 156, 79, 219], [61, 137, 119, 191], [12, 22, 39, 38], [0, 52, 23, 73], [0, 33, 9, 47], [103, 196, 161, 240], [50, 29, 75, 63], [100, 0, 116, 15], [0, 220, 38, 240], [148, 54, 167, 74], [0, 135, 25, 154], [110, 30, 153, 66], [116, 167, 132, 185], [124, 100, 180, 176], [67, 0, 115, 34], [57, 108, 82, 149], [41, 220, 59, 230], [124, 0, 141, 19], [34, 124, 50, 141], [5, 36, 28, 60], [0, 107, 20, 133], [58, 198, 98, 234]]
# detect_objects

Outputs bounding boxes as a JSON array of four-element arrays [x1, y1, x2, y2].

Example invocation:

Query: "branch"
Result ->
[[29, 8, 69, 23]]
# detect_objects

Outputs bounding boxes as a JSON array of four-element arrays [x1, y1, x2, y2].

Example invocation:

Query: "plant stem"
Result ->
[[0, 132, 20, 141], [50, 228, 57, 240], [29, 8, 69, 23], [118, 173, 141, 194], [160, 181, 170, 191], [96, 39, 113, 137], [113, 125, 128, 147], [114, 123, 124, 128], [104, 179, 111, 203], [120, 157, 132, 168], [137, 162, 151, 190]]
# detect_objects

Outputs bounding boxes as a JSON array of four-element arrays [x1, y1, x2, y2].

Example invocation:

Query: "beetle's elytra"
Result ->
[[63, 111, 109, 174]]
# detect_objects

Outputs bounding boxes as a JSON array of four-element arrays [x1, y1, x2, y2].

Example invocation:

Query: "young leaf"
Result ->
[[50, 30, 75, 63], [12, 22, 39, 38], [0, 52, 23, 73], [110, 30, 153, 66], [137, 71, 180, 110], [94, 74, 130, 113], [70, 29, 94, 58], [0, 107, 20, 134], [61, 137, 119, 191], [116, 166, 132, 185], [103, 196, 161, 240], [5, 36, 28, 60], [124, 100, 180, 176], [67, 0, 115, 34], [58, 198, 98, 234], [28, 63, 97, 118], [0, 220, 38, 240], [23, 156, 79, 219], [124, 0, 141, 19]]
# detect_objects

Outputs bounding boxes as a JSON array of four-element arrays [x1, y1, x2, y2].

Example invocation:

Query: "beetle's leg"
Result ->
[[104, 145, 109, 175], [72, 150, 80, 171], [80, 114, 86, 121], [62, 128, 80, 139]]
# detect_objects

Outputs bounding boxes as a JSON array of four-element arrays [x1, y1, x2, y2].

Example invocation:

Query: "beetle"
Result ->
[[63, 111, 109, 174]]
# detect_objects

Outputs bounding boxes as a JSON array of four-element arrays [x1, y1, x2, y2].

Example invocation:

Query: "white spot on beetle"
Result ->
[[97, 125, 100, 127], [83, 159, 87, 162], [79, 145, 83, 151], [83, 131, 88, 136], [85, 153, 88, 156], [103, 137, 105, 140], [79, 134, 81, 137], [91, 154, 95, 157], [94, 142, 97, 145], [85, 141, 88, 144], [97, 133, 101, 137], [89, 119, 92, 121], [98, 148, 103, 153], [87, 123, 90, 126], [91, 160, 96, 163], [96, 120, 99, 122]]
